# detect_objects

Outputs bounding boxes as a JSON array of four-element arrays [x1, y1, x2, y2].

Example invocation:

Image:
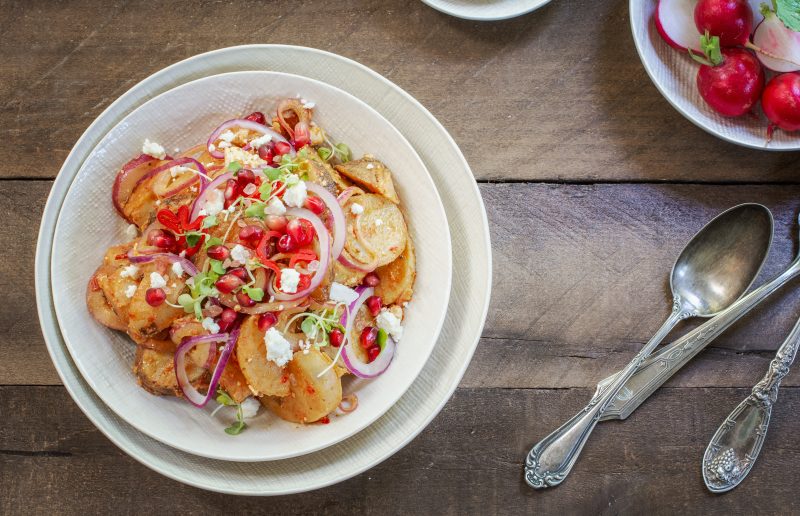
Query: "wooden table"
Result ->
[[3, 0, 800, 513]]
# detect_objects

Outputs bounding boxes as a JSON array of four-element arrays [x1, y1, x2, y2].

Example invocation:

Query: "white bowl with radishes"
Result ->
[[631, 0, 800, 150]]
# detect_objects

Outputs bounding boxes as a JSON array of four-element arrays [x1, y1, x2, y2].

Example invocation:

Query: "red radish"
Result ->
[[694, 0, 753, 47], [762, 72, 800, 132], [656, 0, 702, 51], [752, 6, 800, 72], [692, 34, 765, 116]]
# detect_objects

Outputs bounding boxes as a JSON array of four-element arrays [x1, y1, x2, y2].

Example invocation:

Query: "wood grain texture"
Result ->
[[2, 386, 800, 515], [1, 0, 798, 182]]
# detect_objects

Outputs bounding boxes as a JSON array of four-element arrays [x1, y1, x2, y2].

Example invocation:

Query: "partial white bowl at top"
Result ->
[[50, 71, 452, 462], [630, 0, 800, 150]]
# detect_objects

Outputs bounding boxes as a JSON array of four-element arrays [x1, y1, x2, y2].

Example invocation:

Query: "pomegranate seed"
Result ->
[[258, 312, 278, 332], [257, 144, 274, 162], [236, 291, 256, 307], [228, 267, 248, 281], [236, 169, 256, 186], [366, 296, 382, 317], [207, 245, 230, 261], [319, 416, 330, 424], [217, 308, 238, 332], [360, 327, 378, 349], [363, 272, 380, 287], [244, 111, 266, 125], [145, 287, 166, 307], [367, 345, 381, 363], [266, 215, 288, 232], [329, 328, 344, 348], [277, 233, 296, 253], [304, 195, 325, 215], [238, 225, 264, 243], [215, 273, 244, 294], [274, 141, 292, 156], [286, 218, 315, 247], [148, 229, 176, 249], [224, 179, 240, 201]]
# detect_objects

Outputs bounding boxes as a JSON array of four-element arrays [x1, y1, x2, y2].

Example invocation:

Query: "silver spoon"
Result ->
[[702, 312, 800, 493], [525, 203, 773, 489]]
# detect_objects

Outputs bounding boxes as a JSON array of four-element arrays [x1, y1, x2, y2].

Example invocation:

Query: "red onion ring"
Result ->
[[305, 182, 345, 259], [153, 169, 200, 198], [206, 118, 291, 159], [266, 208, 331, 301], [338, 287, 396, 378], [338, 393, 358, 413], [190, 171, 233, 221], [337, 250, 378, 273], [112, 155, 160, 219], [174, 329, 239, 408], [336, 186, 356, 206], [126, 250, 199, 276]]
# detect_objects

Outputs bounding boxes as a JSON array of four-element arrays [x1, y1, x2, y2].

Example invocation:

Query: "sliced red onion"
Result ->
[[190, 171, 233, 220], [126, 250, 199, 276], [336, 186, 356, 206], [266, 208, 331, 301], [217, 292, 303, 314], [206, 118, 291, 159], [174, 329, 239, 408], [337, 250, 378, 273], [305, 182, 345, 259], [112, 155, 160, 219], [338, 286, 396, 378], [154, 170, 200, 198]]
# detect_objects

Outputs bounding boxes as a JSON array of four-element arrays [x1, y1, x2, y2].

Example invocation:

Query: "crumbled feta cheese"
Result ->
[[219, 130, 235, 143], [302, 100, 316, 109], [154, 199, 161, 206], [205, 189, 225, 216], [150, 272, 167, 289], [202, 317, 220, 334], [124, 284, 137, 298], [198, 208, 208, 216], [224, 146, 266, 168], [264, 327, 293, 367], [265, 196, 286, 216], [171, 261, 184, 277], [280, 268, 301, 293], [375, 219, 383, 226], [208, 143, 216, 152], [366, 163, 374, 170], [350, 203, 364, 215], [170, 165, 196, 178], [142, 138, 166, 159], [230, 244, 250, 264], [329, 282, 359, 304], [120, 264, 139, 279], [377, 310, 403, 342], [218, 141, 231, 149], [283, 180, 307, 208], [250, 134, 272, 149], [125, 224, 138, 239], [240, 397, 261, 419]]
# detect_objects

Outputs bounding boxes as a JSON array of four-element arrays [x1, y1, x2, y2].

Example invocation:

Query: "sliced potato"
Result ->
[[86, 267, 127, 331], [333, 260, 366, 287], [236, 315, 290, 397], [219, 359, 252, 403], [335, 157, 399, 204], [374, 235, 416, 305], [123, 176, 195, 230], [95, 263, 137, 327], [343, 194, 408, 268], [134, 346, 206, 396], [261, 348, 342, 423], [127, 259, 184, 342], [300, 158, 337, 196]]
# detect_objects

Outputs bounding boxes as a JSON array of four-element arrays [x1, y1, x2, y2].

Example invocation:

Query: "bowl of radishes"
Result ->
[[631, 0, 800, 150]]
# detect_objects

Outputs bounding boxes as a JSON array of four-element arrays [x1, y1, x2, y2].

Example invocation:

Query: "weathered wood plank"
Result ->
[[2, 386, 799, 514], [1, 0, 798, 182], [5, 181, 800, 388]]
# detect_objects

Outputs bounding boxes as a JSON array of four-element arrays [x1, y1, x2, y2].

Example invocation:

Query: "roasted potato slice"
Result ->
[[261, 348, 342, 423], [123, 175, 194, 230], [134, 346, 206, 396], [95, 263, 138, 326], [343, 194, 408, 268], [374, 236, 416, 305], [236, 315, 290, 397], [335, 157, 399, 204], [333, 260, 366, 287], [86, 267, 127, 331], [127, 259, 185, 342], [300, 158, 337, 196]]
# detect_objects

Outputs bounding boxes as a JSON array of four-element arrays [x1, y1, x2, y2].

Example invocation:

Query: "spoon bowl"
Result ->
[[671, 204, 773, 317]]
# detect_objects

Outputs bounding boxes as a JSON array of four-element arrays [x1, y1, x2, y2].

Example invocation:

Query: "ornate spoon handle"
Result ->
[[596, 260, 800, 421], [524, 307, 688, 488], [702, 313, 800, 492]]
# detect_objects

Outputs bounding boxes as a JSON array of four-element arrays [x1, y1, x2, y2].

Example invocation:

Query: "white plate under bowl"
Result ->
[[421, 0, 551, 21], [36, 44, 490, 495], [51, 70, 452, 462], [630, 1, 800, 150]]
